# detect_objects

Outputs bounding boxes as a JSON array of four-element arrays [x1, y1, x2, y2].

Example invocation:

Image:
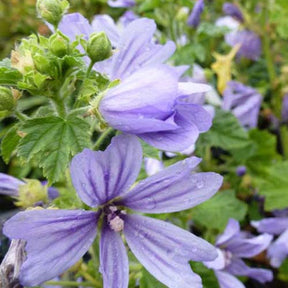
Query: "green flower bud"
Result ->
[[16, 179, 49, 208], [49, 31, 69, 57], [0, 86, 15, 112], [36, 0, 69, 27], [87, 32, 112, 64], [176, 7, 189, 21], [33, 53, 51, 74]]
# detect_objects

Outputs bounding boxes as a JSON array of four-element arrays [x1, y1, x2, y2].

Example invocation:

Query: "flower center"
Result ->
[[105, 205, 126, 232]]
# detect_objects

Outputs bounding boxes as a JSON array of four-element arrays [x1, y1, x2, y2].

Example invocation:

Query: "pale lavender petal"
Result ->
[[100, 222, 129, 288], [144, 157, 164, 176], [58, 13, 93, 41], [0, 173, 24, 196], [203, 248, 226, 270], [226, 233, 273, 258], [101, 65, 177, 116], [124, 214, 217, 288], [91, 15, 120, 48], [267, 229, 288, 267], [251, 218, 288, 235], [108, 18, 174, 80], [177, 82, 211, 97], [3, 209, 99, 286], [282, 94, 288, 122], [70, 135, 142, 207], [216, 219, 240, 246], [100, 65, 179, 134], [120, 157, 222, 213], [108, 0, 135, 8], [215, 271, 245, 288], [138, 103, 212, 151], [226, 258, 273, 283]]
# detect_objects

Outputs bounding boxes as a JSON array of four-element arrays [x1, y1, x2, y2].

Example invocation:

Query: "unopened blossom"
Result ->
[[225, 29, 262, 61], [4, 134, 223, 288], [0, 173, 59, 207], [107, 0, 135, 8], [223, 3, 244, 22], [222, 81, 262, 129], [252, 216, 288, 267], [204, 219, 273, 288], [187, 0, 205, 28], [236, 165, 246, 177]]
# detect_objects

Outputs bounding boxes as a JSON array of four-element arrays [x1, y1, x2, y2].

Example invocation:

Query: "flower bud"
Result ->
[[33, 53, 51, 74], [16, 179, 49, 209], [49, 31, 69, 57], [86, 32, 112, 64], [0, 87, 15, 112], [36, 0, 69, 27]]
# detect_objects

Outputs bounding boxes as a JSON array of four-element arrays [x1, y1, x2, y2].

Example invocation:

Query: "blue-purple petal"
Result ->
[[100, 222, 129, 288], [120, 157, 222, 213], [216, 219, 240, 246], [214, 271, 245, 288], [3, 209, 99, 286], [0, 173, 24, 197], [124, 214, 217, 288], [70, 135, 142, 207], [251, 218, 288, 235], [226, 257, 273, 283], [267, 229, 288, 267]]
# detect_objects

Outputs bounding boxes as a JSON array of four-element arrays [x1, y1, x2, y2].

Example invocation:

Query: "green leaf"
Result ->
[[0, 59, 22, 85], [17, 114, 91, 183], [139, 268, 166, 288], [257, 161, 288, 211], [191, 190, 248, 231], [197, 109, 251, 151], [1, 125, 21, 163], [190, 262, 220, 288], [141, 140, 160, 159]]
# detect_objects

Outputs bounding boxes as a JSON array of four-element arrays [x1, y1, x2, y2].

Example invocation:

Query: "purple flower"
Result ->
[[223, 3, 244, 22], [282, 94, 288, 122], [97, 65, 212, 151], [4, 134, 223, 287], [107, 0, 135, 8], [187, 0, 205, 28], [252, 217, 288, 267], [0, 173, 59, 202], [204, 219, 273, 288], [236, 165, 246, 177], [222, 81, 262, 129], [225, 30, 262, 60], [57, 14, 213, 151]]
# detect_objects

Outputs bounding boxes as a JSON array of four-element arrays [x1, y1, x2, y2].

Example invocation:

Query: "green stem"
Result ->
[[93, 127, 114, 150], [44, 280, 94, 287], [15, 111, 30, 121], [263, 8, 276, 88], [51, 98, 66, 118], [86, 61, 95, 77]]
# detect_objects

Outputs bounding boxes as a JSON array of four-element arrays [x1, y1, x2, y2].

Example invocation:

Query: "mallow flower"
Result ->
[[222, 81, 262, 129], [223, 3, 244, 23], [204, 219, 273, 288], [4, 134, 223, 288], [225, 29, 262, 61], [252, 215, 288, 267]]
